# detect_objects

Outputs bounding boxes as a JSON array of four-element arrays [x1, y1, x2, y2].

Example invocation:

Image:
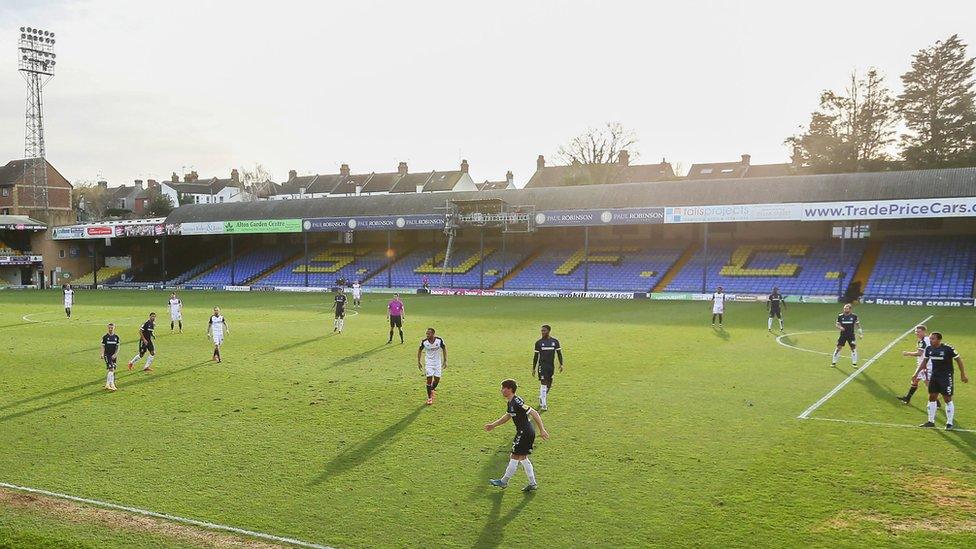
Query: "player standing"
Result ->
[[331, 288, 347, 334], [63, 284, 74, 318], [207, 306, 229, 362], [484, 379, 550, 492], [127, 312, 157, 372], [387, 293, 405, 344], [832, 303, 863, 367], [352, 280, 362, 308], [898, 324, 934, 405], [916, 331, 968, 430], [767, 287, 785, 333], [532, 324, 564, 411], [101, 323, 120, 391], [711, 286, 725, 327], [417, 328, 447, 405], [168, 292, 183, 333]]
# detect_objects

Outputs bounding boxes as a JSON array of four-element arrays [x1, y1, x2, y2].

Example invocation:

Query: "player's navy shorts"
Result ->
[[837, 333, 856, 347], [537, 365, 555, 384], [928, 373, 954, 397], [335, 308, 345, 319], [769, 308, 782, 318], [139, 340, 155, 355], [390, 315, 402, 328], [104, 356, 117, 370], [511, 429, 535, 456]]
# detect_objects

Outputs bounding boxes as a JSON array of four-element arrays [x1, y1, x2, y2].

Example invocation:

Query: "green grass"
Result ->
[[0, 290, 974, 548]]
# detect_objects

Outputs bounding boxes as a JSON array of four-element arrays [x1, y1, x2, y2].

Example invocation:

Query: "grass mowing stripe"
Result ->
[[804, 416, 976, 433], [0, 482, 335, 549], [797, 314, 934, 419]]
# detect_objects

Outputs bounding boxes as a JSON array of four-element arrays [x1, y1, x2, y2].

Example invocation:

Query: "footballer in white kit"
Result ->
[[63, 284, 74, 318], [168, 292, 183, 332], [207, 307, 229, 362], [898, 324, 937, 405], [710, 286, 725, 327], [417, 328, 447, 405], [352, 281, 362, 307]]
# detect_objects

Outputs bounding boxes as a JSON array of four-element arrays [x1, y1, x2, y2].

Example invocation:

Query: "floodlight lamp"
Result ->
[[20, 27, 24, 32]]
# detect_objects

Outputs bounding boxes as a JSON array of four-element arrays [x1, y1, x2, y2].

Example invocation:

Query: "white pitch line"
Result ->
[[776, 330, 844, 357], [802, 416, 976, 434], [0, 482, 334, 549], [797, 314, 934, 419]]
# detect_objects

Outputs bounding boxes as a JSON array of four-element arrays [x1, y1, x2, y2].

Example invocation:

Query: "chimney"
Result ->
[[184, 171, 198, 182], [147, 179, 158, 189], [230, 169, 239, 184], [740, 154, 751, 166], [398, 161, 408, 176], [618, 150, 630, 166], [97, 180, 108, 189], [460, 159, 469, 174], [340, 163, 350, 177], [171, 172, 179, 183], [536, 155, 545, 171], [288, 169, 298, 181], [506, 170, 514, 188], [134, 179, 144, 190]]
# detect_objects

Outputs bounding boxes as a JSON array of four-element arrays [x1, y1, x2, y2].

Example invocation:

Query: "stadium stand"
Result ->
[[388, 246, 530, 288], [187, 248, 296, 286], [504, 245, 685, 291], [863, 237, 976, 299], [73, 266, 126, 285], [665, 241, 866, 295], [0, 240, 23, 255], [254, 246, 391, 287], [166, 255, 227, 285]]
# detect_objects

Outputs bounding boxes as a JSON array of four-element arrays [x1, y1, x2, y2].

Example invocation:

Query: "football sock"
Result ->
[[215, 348, 221, 360], [779, 319, 784, 330], [927, 401, 938, 423], [851, 350, 858, 364], [719, 314, 723, 324], [832, 349, 840, 363], [426, 384, 433, 398], [431, 378, 439, 390], [178, 321, 182, 330], [130, 354, 142, 365], [399, 329, 404, 343], [144, 355, 154, 369], [171, 321, 174, 330], [106, 371, 114, 385], [388, 329, 393, 342], [711, 314, 716, 323], [501, 459, 519, 482], [768, 318, 772, 330], [906, 385, 918, 399], [522, 459, 536, 485], [946, 402, 955, 424]]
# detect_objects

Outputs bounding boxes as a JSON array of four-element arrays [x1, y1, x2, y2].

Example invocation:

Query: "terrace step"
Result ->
[[653, 243, 699, 292], [248, 251, 305, 285], [850, 240, 882, 300], [492, 247, 542, 289]]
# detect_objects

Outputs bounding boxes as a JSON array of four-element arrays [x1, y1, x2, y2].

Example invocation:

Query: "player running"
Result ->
[[711, 286, 725, 327], [916, 331, 968, 430], [331, 288, 347, 334], [532, 324, 564, 411], [352, 280, 362, 308], [484, 378, 550, 492], [418, 328, 447, 405], [898, 324, 935, 405], [101, 323, 120, 391], [168, 292, 183, 333], [832, 303, 863, 367], [767, 287, 785, 333], [127, 312, 157, 372], [62, 284, 74, 318], [207, 306, 228, 362], [387, 293, 405, 344]]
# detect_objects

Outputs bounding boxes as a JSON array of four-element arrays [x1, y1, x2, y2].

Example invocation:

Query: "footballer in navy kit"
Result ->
[[832, 303, 863, 367], [916, 331, 968, 430], [484, 379, 550, 492], [767, 287, 786, 333], [101, 323, 120, 391], [331, 288, 347, 334], [532, 324, 564, 411], [127, 312, 157, 372]]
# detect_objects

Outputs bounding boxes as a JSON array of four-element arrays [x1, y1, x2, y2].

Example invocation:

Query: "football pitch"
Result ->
[[0, 290, 974, 548]]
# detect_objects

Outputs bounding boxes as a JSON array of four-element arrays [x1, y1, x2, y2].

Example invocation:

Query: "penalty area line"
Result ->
[[797, 314, 933, 420], [803, 416, 976, 433], [0, 482, 335, 549]]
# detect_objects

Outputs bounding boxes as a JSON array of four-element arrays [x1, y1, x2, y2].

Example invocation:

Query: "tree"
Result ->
[[238, 163, 274, 201], [896, 34, 976, 168], [72, 180, 114, 221], [144, 191, 174, 218], [786, 69, 898, 173], [557, 122, 638, 165]]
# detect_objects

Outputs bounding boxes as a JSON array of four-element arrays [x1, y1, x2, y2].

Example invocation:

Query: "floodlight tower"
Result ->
[[18, 26, 57, 209]]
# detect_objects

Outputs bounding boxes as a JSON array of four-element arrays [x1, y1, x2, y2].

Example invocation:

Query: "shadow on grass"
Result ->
[[468, 445, 514, 501], [0, 322, 30, 330], [472, 489, 535, 548], [0, 377, 103, 413], [329, 343, 394, 368], [0, 360, 212, 424], [309, 405, 425, 485], [711, 326, 730, 341], [935, 424, 976, 460], [262, 333, 334, 355]]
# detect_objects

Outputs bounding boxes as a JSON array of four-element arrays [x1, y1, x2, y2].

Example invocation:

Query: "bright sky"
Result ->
[[0, 0, 972, 187]]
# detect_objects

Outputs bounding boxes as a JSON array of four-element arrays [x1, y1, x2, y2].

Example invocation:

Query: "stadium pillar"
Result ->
[[230, 235, 236, 285], [386, 230, 393, 288], [479, 228, 485, 290], [701, 223, 709, 293], [161, 235, 167, 282], [92, 242, 98, 287], [500, 232, 507, 290], [303, 231, 309, 287], [838, 223, 846, 300], [583, 226, 590, 292]]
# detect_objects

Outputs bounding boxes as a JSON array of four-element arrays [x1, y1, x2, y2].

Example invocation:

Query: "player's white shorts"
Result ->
[[914, 362, 931, 383], [352, 291, 362, 300], [212, 333, 224, 346], [170, 310, 182, 321], [425, 363, 442, 377], [712, 304, 724, 315], [64, 300, 72, 308]]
